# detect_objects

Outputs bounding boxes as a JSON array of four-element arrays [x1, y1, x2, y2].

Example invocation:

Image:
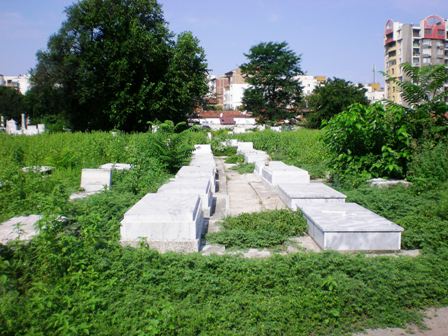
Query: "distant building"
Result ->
[[384, 15, 448, 104], [0, 74, 31, 94], [222, 68, 249, 110], [296, 75, 326, 96], [364, 83, 386, 103], [190, 110, 256, 130]]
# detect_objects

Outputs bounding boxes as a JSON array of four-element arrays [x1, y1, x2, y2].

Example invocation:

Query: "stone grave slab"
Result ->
[[176, 166, 216, 191], [277, 182, 346, 210], [100, 163, 132, 171], [300, 203, 404, 251], [367, 178, 411, 188], [120, 193, 203, 252], [262, 164, 310, 186], [80, 168, 112, 193], [237, 142, 253, 154], [22, 166, 54, 174], [244, 150, 269, 164], [158, 178, 213, 213], [0, 215, 42, 244], [194, 144, 212, 154]]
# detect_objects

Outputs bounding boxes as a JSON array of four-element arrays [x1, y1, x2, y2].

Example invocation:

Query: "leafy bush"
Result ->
[[408, 141, 448, 189], [323, 103, 413, 182], [207, 210, 307, 248], [231, 163, 255, 174], [236, 129, 328, 178], [225, 154, 244, 164]]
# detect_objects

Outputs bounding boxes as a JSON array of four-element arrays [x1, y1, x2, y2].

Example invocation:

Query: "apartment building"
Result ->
[[384, 15, 448, 104], [0, 74, 31, 95]]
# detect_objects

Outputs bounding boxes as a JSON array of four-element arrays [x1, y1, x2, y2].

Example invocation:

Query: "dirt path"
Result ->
[[354, 307, 448, 336]]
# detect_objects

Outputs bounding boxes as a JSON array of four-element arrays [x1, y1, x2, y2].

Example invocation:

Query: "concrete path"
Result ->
[[202, 158, 320, 256], [224, 162, 286, 216], [353, 307, 448, 336]]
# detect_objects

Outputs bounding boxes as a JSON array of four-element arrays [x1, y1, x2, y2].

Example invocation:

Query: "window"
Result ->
[[437, 30, 445, 37], [413, 29, 420, 37], [423, 58, 431, 64], [425, 28, 432, 35], [391, 68, 395, 75]]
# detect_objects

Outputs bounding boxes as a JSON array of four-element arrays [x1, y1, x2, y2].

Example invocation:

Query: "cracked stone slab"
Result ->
[[0, 215, 42, 244]]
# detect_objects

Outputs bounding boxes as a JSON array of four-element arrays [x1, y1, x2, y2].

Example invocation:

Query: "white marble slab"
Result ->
[[278, 183, 346, 210], [0, 215, 42, 244], [262, 164, 310, 185], [100, 163, 132, 171], [158, 178, 212, 212], [120, 193, 203, 252], [237, 142, 253, 154], [80, 168, 112, 193], [300, 203, 404, 251]]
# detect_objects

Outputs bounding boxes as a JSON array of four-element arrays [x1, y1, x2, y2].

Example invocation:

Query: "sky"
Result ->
[[1, 0, 448, 84]]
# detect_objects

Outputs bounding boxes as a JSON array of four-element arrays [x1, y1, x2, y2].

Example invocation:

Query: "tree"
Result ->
[[30, 0, 208, 131], [241, 41, 303, 122], [390, 63, 448, 140], [306, 78, 369, 128], [0, 87, 25, 120]]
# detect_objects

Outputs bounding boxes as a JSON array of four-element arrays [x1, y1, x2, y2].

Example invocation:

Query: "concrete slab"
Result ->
[[237, 142, 253, 154], [368, 178, 411, 188], [0, 215, 42, 244], [120, 193, 204, 252], [80, 168, 112, 193], [176, 166, 216, 192], [262, 164, 310, 186], [99, 163, 132, 171], [158, 178, 213, 213], [300, 203, 404, 251], [22, 166, 54, 174], [277, 182, 346, 210]]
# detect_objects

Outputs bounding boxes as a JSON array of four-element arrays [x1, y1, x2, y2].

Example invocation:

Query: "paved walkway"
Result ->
[[202, 158, 319, 256]]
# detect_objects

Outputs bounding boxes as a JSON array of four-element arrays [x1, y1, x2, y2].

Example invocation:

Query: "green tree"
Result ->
[[0, 87, 24, 120], [390, 63, 448, 140], [30, 0, 208, 131], [306, 78, 369, 128], [241, 41, 303, 122]]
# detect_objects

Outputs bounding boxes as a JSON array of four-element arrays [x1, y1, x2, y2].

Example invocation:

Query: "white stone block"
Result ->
[[120, 193, 203, 252], [194, 144, 212, 154], [0, 215, 42, 244], [262, 164, 310, 186], [237, 142, 253, 154], [158, 178, 212, 212], [277, 183, 346, 210], [80, 168, 112, 193], [244, 150, 269, 164], [100, 163, 132, 171], [300, 203, 404, 251], [22, 166, 54, 174]]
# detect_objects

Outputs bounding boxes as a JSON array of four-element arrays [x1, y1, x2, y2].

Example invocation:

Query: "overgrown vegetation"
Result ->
[[2, 124, 448, 335], [235, 129, 328, 178], [224, 154, 244, 164], [206, 210, 307, 248], [231, 163, 255, 174]]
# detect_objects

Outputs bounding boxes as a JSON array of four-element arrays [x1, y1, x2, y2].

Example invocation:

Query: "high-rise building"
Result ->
[[384, 15, 448, 104]]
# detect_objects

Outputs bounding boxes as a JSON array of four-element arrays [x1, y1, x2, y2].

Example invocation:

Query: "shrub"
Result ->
[[231, 163, 255, 174], [206, 210, 307, 248], [323, 103, 413, 182], [408, 141, 448, 189], [225, 154, 244, 164]]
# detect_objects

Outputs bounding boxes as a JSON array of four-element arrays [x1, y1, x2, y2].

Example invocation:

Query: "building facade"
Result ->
[[296, 75, 326, 96], [0, 74, 31, 95], [384, 15, 448, 104]]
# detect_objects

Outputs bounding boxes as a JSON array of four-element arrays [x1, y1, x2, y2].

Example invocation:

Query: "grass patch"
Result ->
[[224, 154, 244, 164], [211, 144, 237, 156], [231, 163, 255, 174], [206, 209, 307, 248], [236, 129, 328, 178]]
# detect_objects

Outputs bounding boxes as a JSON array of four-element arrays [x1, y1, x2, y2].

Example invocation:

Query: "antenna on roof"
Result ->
[[373, 64, 376, 83]]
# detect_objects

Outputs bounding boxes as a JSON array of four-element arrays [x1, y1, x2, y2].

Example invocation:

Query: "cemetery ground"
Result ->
[[0, 130, 448, 335]]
